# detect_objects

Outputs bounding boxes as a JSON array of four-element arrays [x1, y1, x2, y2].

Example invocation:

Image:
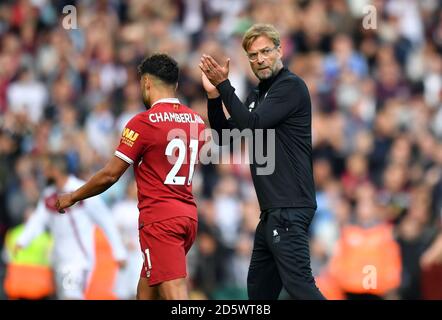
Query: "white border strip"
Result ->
[[151, 98, 180, 108], [114, 151, 134, 164], [145, 249, 152, 270]]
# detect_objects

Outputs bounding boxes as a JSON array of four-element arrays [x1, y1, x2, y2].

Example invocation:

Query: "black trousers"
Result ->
[[247, 207, 326, 300]]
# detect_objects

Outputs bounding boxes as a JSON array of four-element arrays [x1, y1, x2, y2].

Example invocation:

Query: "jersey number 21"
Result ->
[[164, 138, 198, 186]]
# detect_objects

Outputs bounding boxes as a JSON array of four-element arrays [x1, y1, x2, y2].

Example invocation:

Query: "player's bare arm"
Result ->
[[56, 156, 130, 213]]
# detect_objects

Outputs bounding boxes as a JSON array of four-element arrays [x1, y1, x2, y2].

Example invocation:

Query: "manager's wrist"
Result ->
[[215, 79, 230, 91], [207, 91, 220, 99]]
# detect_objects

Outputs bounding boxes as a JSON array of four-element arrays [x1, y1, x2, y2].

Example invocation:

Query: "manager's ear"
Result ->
[[277, 45, 283, 60]]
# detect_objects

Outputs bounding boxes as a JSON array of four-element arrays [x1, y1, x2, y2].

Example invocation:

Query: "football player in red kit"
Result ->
[[56, 54, 206, 300]]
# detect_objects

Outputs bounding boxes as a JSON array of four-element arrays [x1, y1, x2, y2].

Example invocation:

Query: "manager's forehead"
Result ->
[[248, 35, 275, 48]]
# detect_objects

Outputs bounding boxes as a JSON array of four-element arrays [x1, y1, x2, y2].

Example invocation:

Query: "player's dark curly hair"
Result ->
[[137, 54, 179, 85]]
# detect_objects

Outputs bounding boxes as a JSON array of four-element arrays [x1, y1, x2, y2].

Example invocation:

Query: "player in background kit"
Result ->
[[15, 154, 127, 299]]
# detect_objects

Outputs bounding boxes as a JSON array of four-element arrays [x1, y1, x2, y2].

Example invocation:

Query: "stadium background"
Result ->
[[0, 0, 441, 300]]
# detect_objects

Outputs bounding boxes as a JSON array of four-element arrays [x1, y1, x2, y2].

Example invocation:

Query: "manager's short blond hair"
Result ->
[[242, 24, 281, 52]]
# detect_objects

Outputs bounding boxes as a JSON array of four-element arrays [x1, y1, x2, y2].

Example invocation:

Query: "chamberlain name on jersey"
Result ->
[[149, 112, 204, 124]]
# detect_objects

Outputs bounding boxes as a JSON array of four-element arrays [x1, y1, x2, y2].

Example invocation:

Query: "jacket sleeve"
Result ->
[[207, 96, 239, 145], [217, 77, 305, 130], [17, 200, 50, 248]]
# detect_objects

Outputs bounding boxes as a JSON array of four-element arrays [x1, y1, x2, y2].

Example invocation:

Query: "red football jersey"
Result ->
[[115, 98, 206, 226]]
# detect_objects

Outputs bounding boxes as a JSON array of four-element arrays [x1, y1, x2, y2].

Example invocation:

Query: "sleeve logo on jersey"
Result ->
[[121, 128, 139, 147]]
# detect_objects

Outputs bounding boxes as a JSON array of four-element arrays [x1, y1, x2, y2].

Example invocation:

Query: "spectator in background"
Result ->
[[2, 208, 54, 300], [85, 100, 116, 159], [326, 186, 402, 300], [323, 33, 369, 82], [115, 81, 144, 134], [378, 163, 410, 224], [213, 173, 242, 251], [6, 66, 48, 124], [190, 200, 228, 299], [341, 153, 371, 201], [396, 185, 438, 299]]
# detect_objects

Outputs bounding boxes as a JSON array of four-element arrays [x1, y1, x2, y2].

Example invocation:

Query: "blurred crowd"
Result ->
[[0, 0, 442, 300]]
